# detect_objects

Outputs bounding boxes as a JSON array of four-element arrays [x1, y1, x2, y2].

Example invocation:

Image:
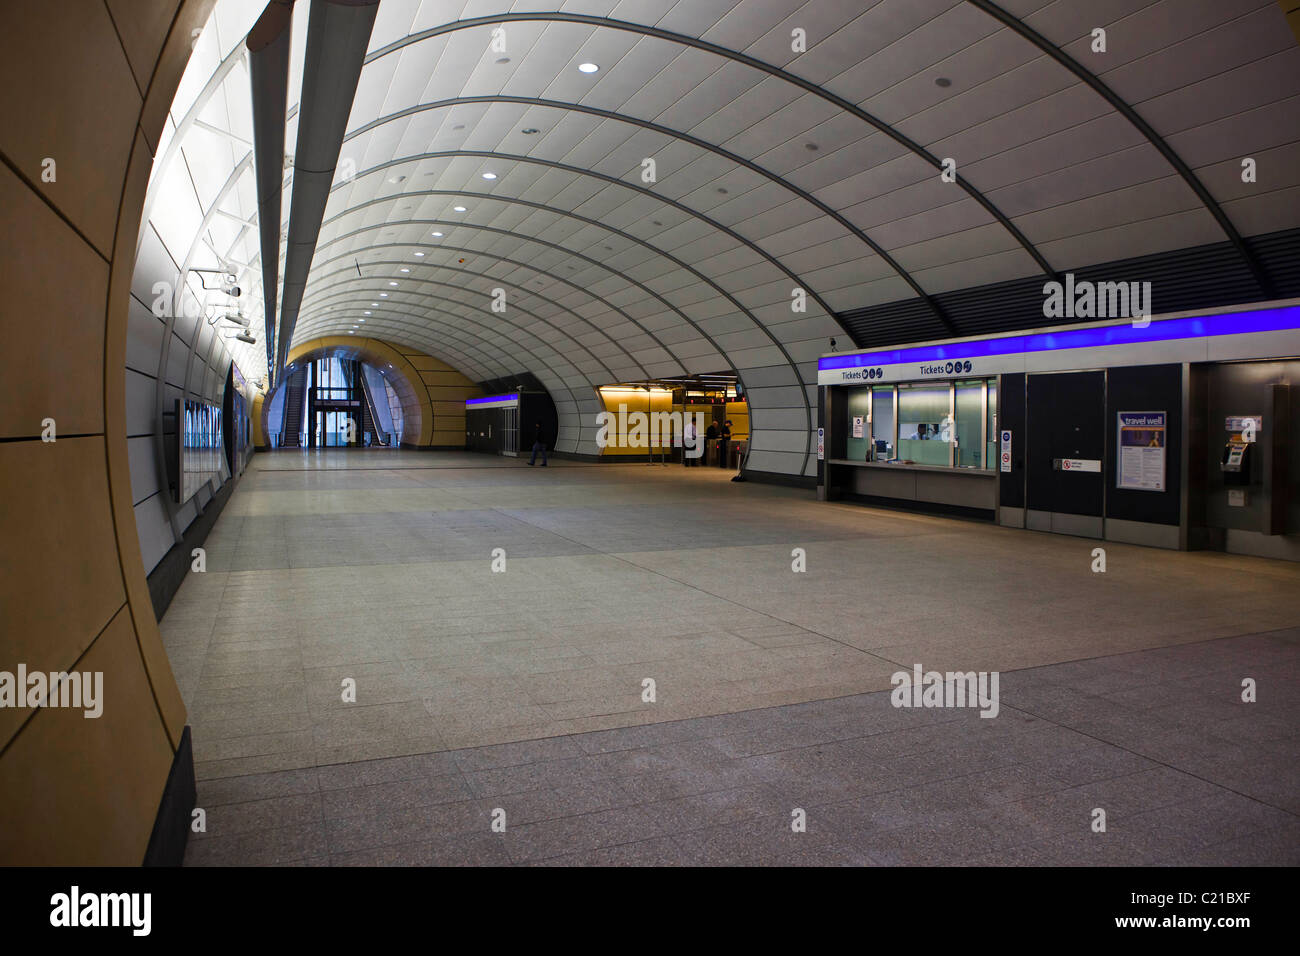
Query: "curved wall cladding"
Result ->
[[277, 335, 480, 448], [0, 0, 213, 865], [840, 226, 1300, 349], [125, 1, 270, 578], [128, 221, 253, 577]]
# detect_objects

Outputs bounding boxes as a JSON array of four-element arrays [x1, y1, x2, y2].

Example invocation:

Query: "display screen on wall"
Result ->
[[1117, 411, 1166, 491], [178, 399, 224, 503]]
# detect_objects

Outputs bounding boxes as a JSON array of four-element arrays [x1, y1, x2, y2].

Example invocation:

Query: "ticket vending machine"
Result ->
[[1220, 440, 1251, 485]]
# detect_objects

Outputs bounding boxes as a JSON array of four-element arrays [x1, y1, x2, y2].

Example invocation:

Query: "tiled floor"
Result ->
[[165, 450, 1300, 865]]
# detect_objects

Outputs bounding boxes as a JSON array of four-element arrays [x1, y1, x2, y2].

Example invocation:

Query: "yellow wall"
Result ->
[[0, 0, 214, 864], [597, 388, 675, 455], [595, 389, 750, 455], [725, 402, 750, 439]]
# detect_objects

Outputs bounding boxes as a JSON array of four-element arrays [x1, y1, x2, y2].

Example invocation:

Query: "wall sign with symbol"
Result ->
[[1000, 430, 1011, 473], [817, 427, 824, 461]]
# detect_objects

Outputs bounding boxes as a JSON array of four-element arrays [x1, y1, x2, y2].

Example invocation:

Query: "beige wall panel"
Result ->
[[431, 400, 468, 418], [407, 355, 457, 373], [0, 436, 125, 748], [106, 0, 181, 93], [420, 370, 474, 387], [0, 164, 109, 439], [0, 607, 174, 865], [0, 0, 142, 256], [138, 0, 218, 151]]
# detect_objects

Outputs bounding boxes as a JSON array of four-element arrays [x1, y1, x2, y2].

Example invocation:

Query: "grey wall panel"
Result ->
[[127, 435, 159, 506], [134, 494, 175, 575], [125, 299, 166, 375], [124, 368, 156, 437]]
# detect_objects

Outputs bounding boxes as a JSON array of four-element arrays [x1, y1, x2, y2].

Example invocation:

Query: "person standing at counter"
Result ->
[[719, 420, 733, 468]]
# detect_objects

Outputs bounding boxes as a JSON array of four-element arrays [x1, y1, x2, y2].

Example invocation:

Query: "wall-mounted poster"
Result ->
[[1117, 411, 1166, 491], [852, 416, 864, 438]]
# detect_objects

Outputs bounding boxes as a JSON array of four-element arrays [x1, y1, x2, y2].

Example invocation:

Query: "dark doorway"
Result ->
[[1026, 371, 1106, 537]]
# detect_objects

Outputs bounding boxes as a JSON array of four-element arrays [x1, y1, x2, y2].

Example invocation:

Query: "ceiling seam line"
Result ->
[[320, 186, 816, 472], [343, 95, 954, 333], [967, 0, 1272, 296], [362, 13, 1058, 283]]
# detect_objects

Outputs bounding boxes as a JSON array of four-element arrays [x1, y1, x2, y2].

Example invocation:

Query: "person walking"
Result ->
[[527, 420, 548, 466]]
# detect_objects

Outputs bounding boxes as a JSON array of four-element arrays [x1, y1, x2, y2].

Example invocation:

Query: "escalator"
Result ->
[[279, 366, 307, 447], [357, 365, 393, 446]]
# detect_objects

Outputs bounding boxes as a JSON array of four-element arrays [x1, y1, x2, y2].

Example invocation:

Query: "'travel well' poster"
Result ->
[[1117, 411, 1166, 491]]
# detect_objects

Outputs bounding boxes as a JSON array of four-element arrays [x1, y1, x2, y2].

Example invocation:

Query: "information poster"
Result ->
[[1000, 430, 1011, 472], [852, 416, 864, 438], [1117, 411, 1166, 491]]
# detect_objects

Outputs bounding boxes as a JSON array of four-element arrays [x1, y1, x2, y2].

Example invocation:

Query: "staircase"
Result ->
[[279, 366, 307, 447]]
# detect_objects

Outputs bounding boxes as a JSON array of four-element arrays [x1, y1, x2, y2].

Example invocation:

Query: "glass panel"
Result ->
[[845, 386, 871, 461], [986, 379, 998, 470], [871, 386, 894, 460], [897, 384, 951, 466], [955, 380, 983, 468]]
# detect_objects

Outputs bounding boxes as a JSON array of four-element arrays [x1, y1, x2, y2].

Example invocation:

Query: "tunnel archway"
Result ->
[[257, 336, 431, 449]]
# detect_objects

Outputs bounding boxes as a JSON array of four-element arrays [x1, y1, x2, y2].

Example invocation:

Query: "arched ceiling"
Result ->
[[164, 0, 1300, 475]]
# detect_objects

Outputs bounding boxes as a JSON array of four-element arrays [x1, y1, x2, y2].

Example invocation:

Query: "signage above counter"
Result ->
[[817, 304, 1300, 386]]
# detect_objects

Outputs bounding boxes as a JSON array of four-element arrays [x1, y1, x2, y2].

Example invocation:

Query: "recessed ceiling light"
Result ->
[[388, 174, 406, 183], [400, 268, 410, 273], [495, 57, 510, 64], [388, 281, 398, 286], [364, 311, 371, 315], [804, 143, 819, 151], [604, 245, 613, 250], [452, 123, 465, 130], [370, 302, 378, 306], [359, 318, 365, 322], [935, 77, 952, 88], [453, 205, 467, 212], [348, 330, 355, 334], [716, 187, 729, 194], [414, 251, 425, 257], [380, 292, 388, 297], [652, 220, 663, 226], [482, 172, 497, 180], [521, 128, 539, 135], [578, 62, 599, 74], [431, 232, 443, 237]]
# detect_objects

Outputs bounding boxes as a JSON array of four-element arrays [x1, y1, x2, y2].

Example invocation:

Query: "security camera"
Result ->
[[222, 311, 250, 327]]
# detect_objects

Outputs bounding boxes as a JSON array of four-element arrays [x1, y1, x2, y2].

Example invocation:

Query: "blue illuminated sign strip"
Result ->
[[817, 305, 1300, 372], [466, 393, 519, 407]]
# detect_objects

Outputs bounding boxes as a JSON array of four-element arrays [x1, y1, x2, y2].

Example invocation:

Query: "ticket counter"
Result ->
[[817, 302, 1300, 558]]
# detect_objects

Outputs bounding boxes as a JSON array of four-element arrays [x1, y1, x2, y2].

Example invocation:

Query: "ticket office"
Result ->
[[839, 377, 999, 469], [823, 374, 1002, 516]]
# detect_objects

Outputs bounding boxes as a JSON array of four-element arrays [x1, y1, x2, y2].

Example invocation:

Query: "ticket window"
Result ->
[[871, 386, 894, 460]]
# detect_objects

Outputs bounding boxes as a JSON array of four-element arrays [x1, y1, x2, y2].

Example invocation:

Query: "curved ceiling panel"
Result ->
[[149, 0, 1300, 476]]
